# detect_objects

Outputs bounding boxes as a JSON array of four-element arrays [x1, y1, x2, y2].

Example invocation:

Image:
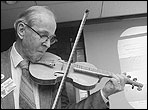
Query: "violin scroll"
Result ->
[[125, 75, 143, 91]]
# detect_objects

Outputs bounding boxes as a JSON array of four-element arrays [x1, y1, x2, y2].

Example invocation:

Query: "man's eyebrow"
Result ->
[[37, 30, 50, 35], [36, 28, 55, 36]]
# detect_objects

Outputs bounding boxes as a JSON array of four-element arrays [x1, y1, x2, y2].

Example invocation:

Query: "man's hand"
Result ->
[[102, 73, 127, 98]]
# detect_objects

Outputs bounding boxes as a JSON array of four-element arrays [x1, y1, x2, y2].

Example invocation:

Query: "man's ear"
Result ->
[[17, 22, 26, 39]]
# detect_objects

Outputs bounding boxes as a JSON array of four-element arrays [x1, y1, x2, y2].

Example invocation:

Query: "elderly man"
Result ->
[[1, 6, 127, 109]]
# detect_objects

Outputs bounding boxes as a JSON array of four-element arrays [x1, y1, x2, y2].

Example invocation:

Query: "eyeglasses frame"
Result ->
[[20, 21, 57, 45]]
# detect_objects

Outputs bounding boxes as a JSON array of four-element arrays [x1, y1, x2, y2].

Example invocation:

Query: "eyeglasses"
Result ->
[[21, 22, 57, 45]]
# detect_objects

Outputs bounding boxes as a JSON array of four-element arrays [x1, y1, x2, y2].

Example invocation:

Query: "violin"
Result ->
[[29, 52, 143, 91], [29, 10, 144, 109]]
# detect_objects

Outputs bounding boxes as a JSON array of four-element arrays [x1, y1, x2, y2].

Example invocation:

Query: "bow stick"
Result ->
[[51, 9, 90, 109]]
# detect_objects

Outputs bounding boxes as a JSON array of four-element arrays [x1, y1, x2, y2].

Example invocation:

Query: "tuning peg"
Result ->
[[131, 78, 137, 89], [132, 84, 135, 89], [127, 75, 131, 78], [137, 87, 142, 91], [133, 78, 137, 81]]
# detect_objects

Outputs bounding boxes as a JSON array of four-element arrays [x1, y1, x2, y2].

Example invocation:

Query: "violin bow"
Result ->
[[51, 9, 90, 109]]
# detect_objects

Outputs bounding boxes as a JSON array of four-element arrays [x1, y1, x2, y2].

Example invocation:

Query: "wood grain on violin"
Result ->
[[29, 52, 143, 91]]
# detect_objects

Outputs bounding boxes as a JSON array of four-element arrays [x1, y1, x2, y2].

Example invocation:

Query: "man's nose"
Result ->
[[42, 40, 51, 48]]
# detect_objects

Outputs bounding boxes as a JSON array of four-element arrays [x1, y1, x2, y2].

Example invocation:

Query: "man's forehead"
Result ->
[[32, 13, 56, 32], [33, 22, 56, 35]]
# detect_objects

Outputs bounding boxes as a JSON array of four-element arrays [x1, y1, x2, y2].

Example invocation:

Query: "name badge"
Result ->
[[1, 78, 16, 98]]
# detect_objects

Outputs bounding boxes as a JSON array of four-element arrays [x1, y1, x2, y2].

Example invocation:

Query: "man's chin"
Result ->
[[30, 55, 44, 63]]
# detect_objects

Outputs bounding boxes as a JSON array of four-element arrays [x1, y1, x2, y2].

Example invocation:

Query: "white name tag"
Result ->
[[1, 78, 16, 98]]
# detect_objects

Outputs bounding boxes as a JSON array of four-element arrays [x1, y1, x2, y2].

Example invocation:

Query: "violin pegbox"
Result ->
[[125, 74, 143, 91], [132, 78, 143, 91], [132, 78, 137, 89]]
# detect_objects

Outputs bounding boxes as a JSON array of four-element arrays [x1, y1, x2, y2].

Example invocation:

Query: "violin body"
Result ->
[[29, 52, 143, 91], [29, 52, 100, 90]]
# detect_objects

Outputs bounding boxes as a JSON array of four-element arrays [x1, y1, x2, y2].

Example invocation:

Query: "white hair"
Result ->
[[14, 6, 56, 30]]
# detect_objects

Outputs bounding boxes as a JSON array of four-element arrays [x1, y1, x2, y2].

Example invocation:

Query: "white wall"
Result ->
[[1, 1, 147, 29], [83, 17, 147, 109]]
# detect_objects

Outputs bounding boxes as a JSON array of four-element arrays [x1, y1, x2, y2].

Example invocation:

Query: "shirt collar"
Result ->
[[11, 42, 24, 68]]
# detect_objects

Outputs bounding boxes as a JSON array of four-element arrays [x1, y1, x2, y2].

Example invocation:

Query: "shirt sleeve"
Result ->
[[100, 89, 109, 103], [100, 89, 110, 108], [63, 89, 110, 109]]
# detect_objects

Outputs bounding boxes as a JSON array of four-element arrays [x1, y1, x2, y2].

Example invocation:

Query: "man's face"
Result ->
[[21, 14, 56, 63]]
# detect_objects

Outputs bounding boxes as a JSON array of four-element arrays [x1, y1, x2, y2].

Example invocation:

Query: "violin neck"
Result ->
[[97, 69, 143, 87], [73, 64, 112, 78], [98, 69, 143, 87], [73, 64, 143, 88], [97, 68, 113, 78]]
